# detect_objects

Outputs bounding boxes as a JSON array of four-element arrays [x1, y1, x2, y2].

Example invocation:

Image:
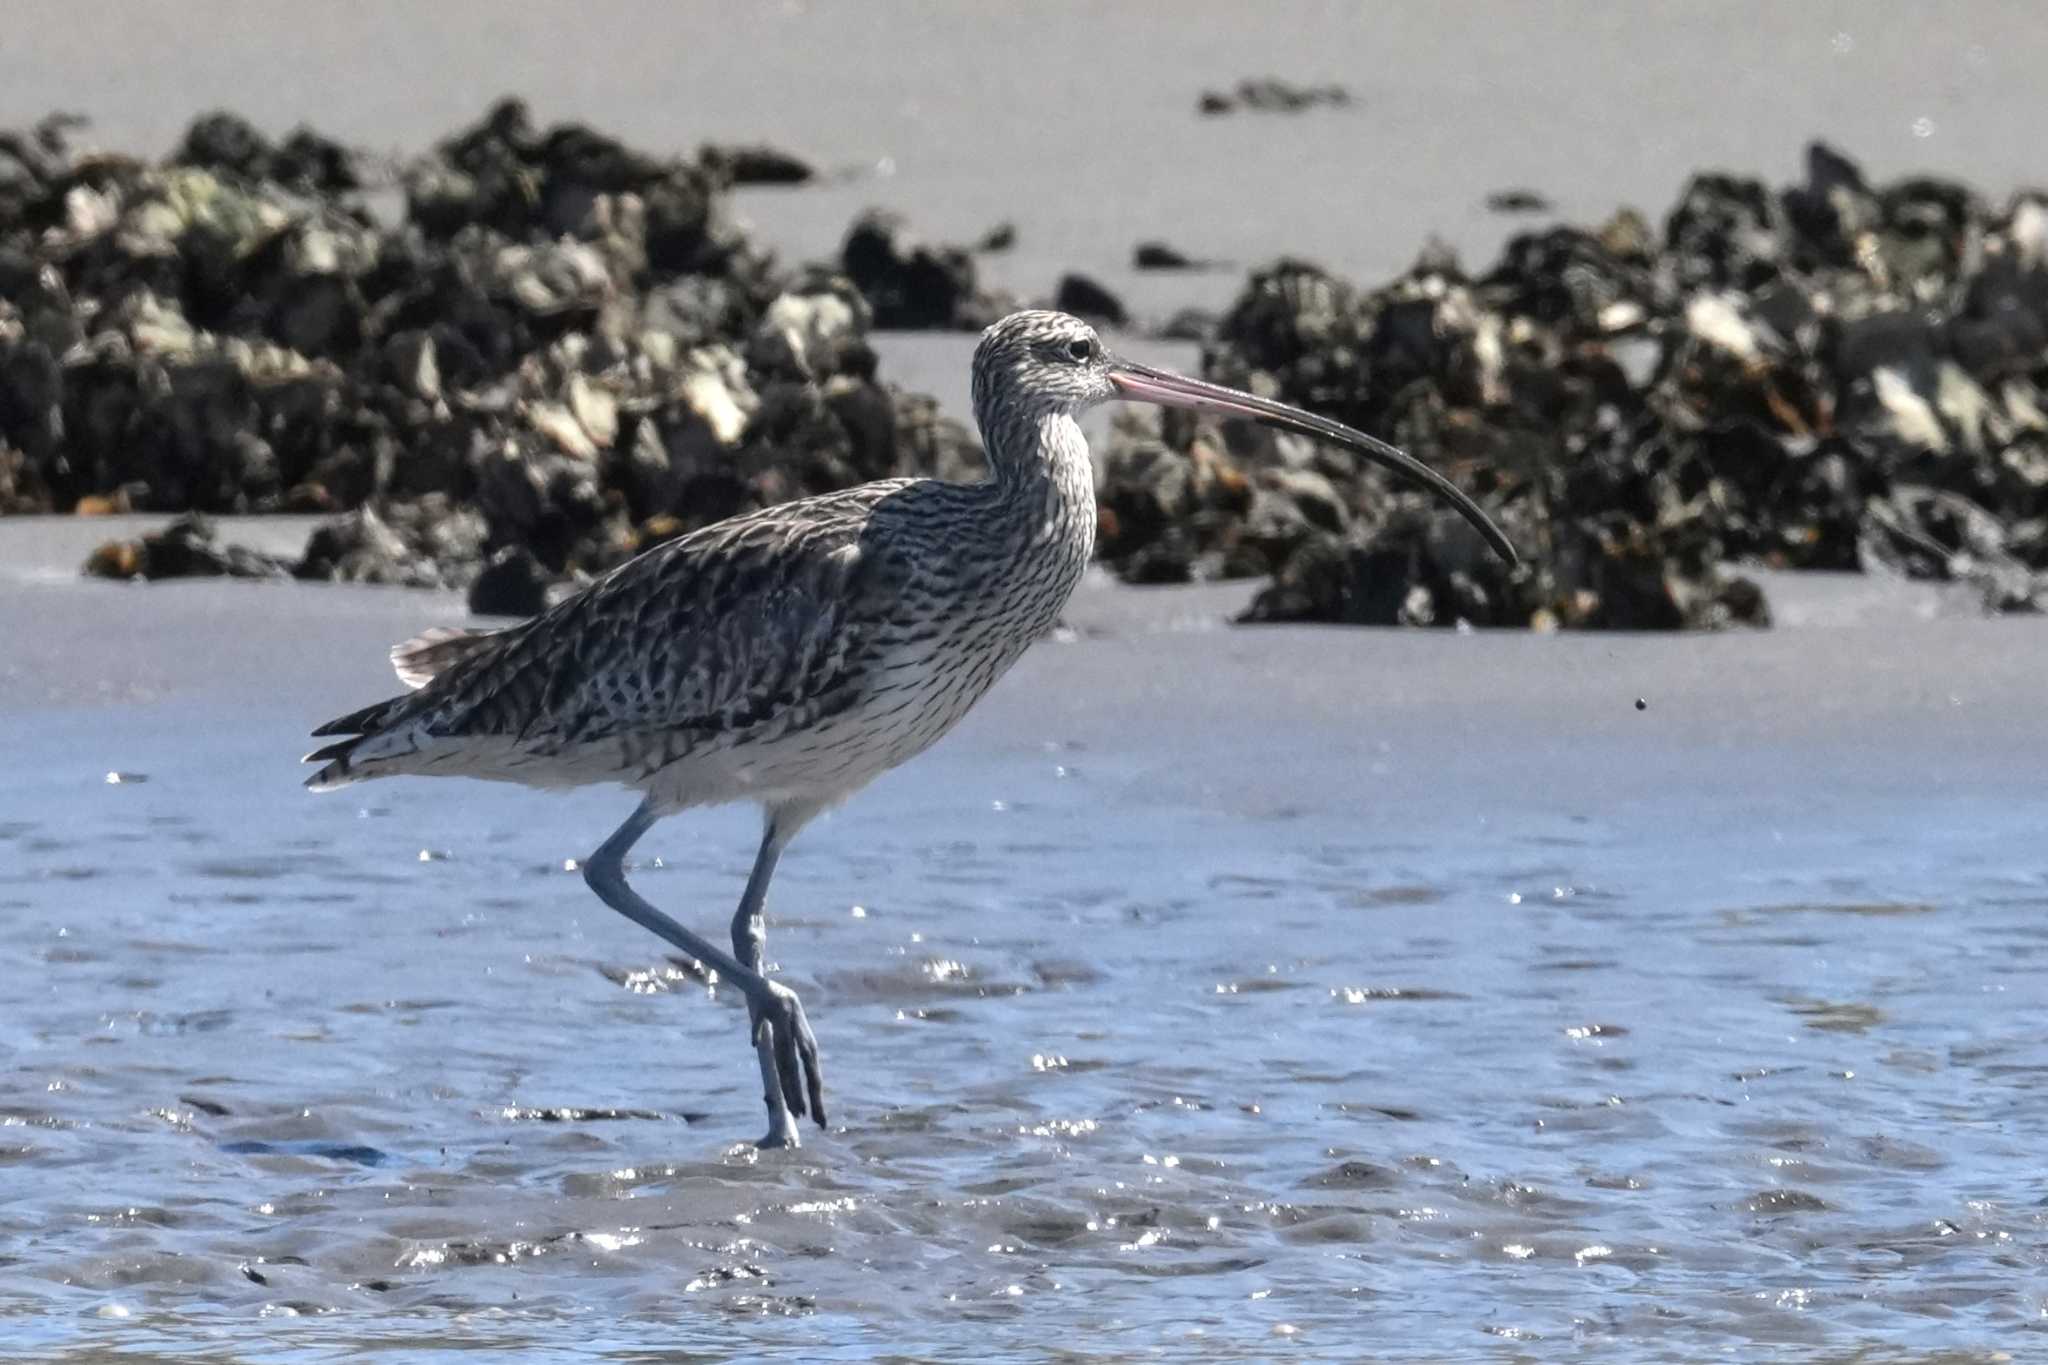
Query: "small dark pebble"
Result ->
[[975, 221, 1017, 253], [1133, 240, 1198, 270], [1635, 698, 1647, 712], [467, 545, 553, 618], [1198, 78, 1354, 116], [698, 142, 814, 186], [1486, 188, 1554, 214], [1053, 273, 1129, 328]]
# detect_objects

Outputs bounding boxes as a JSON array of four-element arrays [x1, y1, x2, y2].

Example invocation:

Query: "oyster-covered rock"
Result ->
[[1099, 142, 2048, 627], [0, 105, 983, 609], [840, 209, 987, 330]]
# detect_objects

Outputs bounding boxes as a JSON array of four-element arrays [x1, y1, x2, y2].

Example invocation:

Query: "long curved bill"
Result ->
[[1107, 357, 1517, 566]]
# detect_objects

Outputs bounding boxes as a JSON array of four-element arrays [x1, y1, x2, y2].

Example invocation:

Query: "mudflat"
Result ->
[[4, 517, 2046, 1357]]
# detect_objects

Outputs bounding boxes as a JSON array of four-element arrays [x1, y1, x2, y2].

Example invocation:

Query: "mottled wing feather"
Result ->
[[323, 484, 908, 759], [520, 513, 868, 746]]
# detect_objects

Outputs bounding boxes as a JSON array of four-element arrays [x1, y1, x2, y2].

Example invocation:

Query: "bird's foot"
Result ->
[[757, 1104, 802, 1150], [749, 979, 826, 1134]]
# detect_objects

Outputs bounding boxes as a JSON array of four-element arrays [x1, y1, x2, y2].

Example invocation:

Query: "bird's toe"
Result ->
[[762, 982, 826, 1129]]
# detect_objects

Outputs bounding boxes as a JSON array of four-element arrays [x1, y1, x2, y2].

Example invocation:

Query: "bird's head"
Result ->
[[970, 309, 1518, 566], [970, 310, 1116, 420]]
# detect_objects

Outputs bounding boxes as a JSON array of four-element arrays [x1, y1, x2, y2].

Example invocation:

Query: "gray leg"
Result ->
[[732, 821, 795, 1147], [581, 803, 824, 1144]]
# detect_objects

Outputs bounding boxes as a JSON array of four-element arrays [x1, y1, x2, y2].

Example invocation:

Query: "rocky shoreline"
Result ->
[[1098, 148, 2048, 629], [2, 106, 2044, 630], [0, 102, 990, 615]]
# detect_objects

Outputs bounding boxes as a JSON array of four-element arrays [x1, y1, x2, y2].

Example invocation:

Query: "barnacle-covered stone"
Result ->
[[0, 104, 970, 608], [1100, 142, 2048, 626]]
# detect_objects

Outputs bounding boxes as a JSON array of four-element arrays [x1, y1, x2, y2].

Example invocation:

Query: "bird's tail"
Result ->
[[305, 623, 505, 790], [302, 736, 367, 791], [303, 694, 419, 790]]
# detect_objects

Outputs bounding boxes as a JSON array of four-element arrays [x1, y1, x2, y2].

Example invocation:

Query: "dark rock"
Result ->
[[1878, 176, 1981, 294], [174, 111, 361, 194], [1093, 410, 1253, 582], [1266, 467, 1347, 534], [1093, 142, 2048, 628], [273, 127, 362, 195], [1861, 484, 2019, 582], [1825, 309, 1940, 384], [298, 505, 420, 584], [1667, 172, 1786, 291], [840, 209, 978, 330], [1483, 225, 1651, 331], [749, 275, 874, 382], [382, 329, 443, 402], [975, 221, 1017, 253], [735, 376, 901, 501], [23, 105, 2048, 631], [1133, 241, 1199, 270], [174, 112, 274, 182], [0, 101, 975, 602], [297, 500, 482, 589], [1485, 189, 1553, 215], [468, 544, 553, 617], [83, 513, 293, 581], [472, 429, 609, 572], [1597, 207, 1659, 265], [1781, 141, 1879, 269], [889, 388, 986, 485], [698, 143, 814, 186], [1198, 79, 1353, 116], [404, 96, 735, 283], [1053, 273, 1128, 328], [1952, 254, 2048, 379], [826, 381, 908, 484]]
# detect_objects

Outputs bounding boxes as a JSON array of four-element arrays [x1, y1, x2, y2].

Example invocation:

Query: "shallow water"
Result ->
[[3, 553, 2048, 1361]]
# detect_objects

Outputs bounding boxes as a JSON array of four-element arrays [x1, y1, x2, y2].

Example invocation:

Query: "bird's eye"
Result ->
[[1066, 337, 1095, 363]]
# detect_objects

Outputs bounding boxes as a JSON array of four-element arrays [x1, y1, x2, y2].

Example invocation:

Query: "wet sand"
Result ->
[[4, 520, 2048, 1360]]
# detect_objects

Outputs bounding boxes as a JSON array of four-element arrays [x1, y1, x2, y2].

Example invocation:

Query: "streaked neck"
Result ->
[[971, 405, 1096, 559], [980, 406, 1088, 493]]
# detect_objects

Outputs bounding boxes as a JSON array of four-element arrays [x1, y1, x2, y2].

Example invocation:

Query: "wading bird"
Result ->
[[305, 310, 1516, 1147]]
